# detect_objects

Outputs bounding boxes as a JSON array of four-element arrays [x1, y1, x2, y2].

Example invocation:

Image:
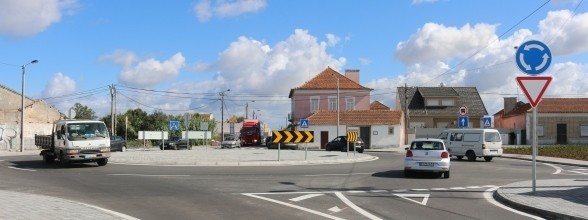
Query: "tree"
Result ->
[[72, 103, 96, 120]]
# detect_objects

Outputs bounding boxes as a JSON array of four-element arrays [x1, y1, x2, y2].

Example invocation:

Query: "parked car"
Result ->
[[160, 137, 192, 150], [110, 136, 127, 152], [221, 135, 241, 149], [404, 138, 450, 178], [266, 136, 298, 150], [325, 136, 364, 153]]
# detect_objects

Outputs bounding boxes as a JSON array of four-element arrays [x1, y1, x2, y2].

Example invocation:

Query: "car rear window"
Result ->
[[410, 141, 444, 150]]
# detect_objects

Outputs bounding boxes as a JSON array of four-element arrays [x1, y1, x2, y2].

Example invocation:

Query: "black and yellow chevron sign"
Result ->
[[272, 130, 314, 143], [347, 131, 358, 142]]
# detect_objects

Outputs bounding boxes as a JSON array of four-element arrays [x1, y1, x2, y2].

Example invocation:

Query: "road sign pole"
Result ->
[[278, 143, 281, 161], [532, 107, 537, 193]]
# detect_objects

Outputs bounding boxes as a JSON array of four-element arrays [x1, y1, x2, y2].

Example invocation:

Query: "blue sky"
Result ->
[[1, 0, 587, 130]]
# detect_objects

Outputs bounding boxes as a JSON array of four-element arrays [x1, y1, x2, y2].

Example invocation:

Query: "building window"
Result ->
[[441, 99, 455, 106], [581, 124, 588, 137], [426, 98, 439, 106], [328, 96, 337, 111], [310, 96, 319, 113], [537, 125, 544, 137], [345, 97, 355, 111], [388, 127, 394, 135]]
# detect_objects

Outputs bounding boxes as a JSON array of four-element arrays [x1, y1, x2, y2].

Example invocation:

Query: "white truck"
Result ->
[[35, 120, 111, 167]]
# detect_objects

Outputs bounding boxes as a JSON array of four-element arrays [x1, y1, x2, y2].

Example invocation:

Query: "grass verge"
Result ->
[[503, 145, 588, 161]]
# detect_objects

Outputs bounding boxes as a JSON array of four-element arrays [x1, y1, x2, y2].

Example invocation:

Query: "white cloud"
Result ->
[[102, 51, 186, 87], [0, 0, 78, 37], [194, 0, 266, 22], [326, 33, 340, 47], [538, 10, 588, 56], [359, 57, 371, 65], [42, 72, 76, 97]]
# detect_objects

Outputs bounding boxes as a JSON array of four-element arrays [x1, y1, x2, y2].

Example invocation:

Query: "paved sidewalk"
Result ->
[[0, 148, 586, 219]]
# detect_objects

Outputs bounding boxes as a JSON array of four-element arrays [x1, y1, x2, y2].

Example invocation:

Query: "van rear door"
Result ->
[[483, 131, 503, 155]]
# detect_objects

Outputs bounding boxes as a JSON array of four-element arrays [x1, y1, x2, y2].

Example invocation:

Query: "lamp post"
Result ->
[[219, 89, 230, 141], [20, 59, 38, 152]]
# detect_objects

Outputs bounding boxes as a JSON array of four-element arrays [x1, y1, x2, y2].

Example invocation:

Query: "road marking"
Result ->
[[328, 206, 343, 213], [243, 193, 345, 220], [289, 194, 324, 202], [392, 189, 409, 192], [466, 186, 482, 189], [303, 172, 374, 177], [335, 192, 383, 220], [431, 188, 448, 191], [484, 187, 545, 220], [411, 189, 429, 191], [394, 194, 429, 206], [348, 190, 366, 193], [108, 174, 190, 177], [370, 190, 388, 193], [449, 187, 467, 190], [8, 166, 36, 172], [568, 170, 588, 175], [539, 162, 562, 174]]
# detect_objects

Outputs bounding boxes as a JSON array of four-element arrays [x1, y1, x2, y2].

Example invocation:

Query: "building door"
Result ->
[[320, 131, 329, 149], [557, 124, 567, 144], [359, 127, 371, 149]]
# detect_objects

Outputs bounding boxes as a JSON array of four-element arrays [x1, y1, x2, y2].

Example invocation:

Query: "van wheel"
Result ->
[[484, 156, 493, 162], [466, 151, 476, 161], [456, 156, 463, 160]]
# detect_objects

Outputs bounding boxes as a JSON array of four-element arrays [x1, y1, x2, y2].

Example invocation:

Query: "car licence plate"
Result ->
[[419, 162, 435, 167]]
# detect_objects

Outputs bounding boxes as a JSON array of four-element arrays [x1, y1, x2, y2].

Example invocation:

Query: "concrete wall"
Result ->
[[303, 124, 401, 149]]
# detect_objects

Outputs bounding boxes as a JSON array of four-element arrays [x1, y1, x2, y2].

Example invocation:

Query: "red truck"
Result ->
[[240, 119, 262, 146]]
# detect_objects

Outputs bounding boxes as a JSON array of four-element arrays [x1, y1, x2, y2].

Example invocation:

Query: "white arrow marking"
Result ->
[[524, 43, 544, 51], [535, 53, 550, 71], [328, 206, 343, 213], [289, 194, 324, 202], [519, 53, 532, 70], [394, 194, 430, 206], [8, 166, 36, 172]]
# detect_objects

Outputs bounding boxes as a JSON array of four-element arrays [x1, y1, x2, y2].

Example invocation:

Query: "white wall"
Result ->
[[370, 125, 402, 148]]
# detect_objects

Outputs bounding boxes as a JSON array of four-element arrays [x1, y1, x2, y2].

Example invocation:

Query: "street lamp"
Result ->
[[331, 73, 340, 137], [21, 59, 38, 152], [219, 89, 230, 141]]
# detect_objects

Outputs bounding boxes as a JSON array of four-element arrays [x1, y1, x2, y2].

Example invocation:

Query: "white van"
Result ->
[[437, 129, 503, 162]]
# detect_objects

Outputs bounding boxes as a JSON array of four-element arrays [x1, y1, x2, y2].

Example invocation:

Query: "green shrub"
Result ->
[[503, 145, 588, 161]]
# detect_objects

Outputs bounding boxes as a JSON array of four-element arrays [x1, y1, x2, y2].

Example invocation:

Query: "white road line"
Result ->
[[466, 186, 482, 189], [392, 189, 409, 192], [449, 187, 467, 190], [108, 174, 190, 177], [347, 190, 366, 193], [484, 187, 545, 220], [482, 185, 497, 188], [303, 172, 374, 177], [568, 170, 588, 175], [243, 193, 345, 220], [335, 192, 383, 220], [328, 206, 343, 213], [431, 188, 448, 191], [539, 162, 562, 174], [575, 168, 588, 171], [411, 189, 429, 191], [289, 194, 324, 202], [370, 190, 388, 193], [8, 166, 36, 172]]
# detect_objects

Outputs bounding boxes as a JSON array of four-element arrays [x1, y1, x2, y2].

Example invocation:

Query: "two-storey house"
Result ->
[[289, 67, 402, 149]]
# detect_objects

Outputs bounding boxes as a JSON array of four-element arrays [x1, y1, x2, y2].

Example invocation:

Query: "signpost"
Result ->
[[272, 130, 314, 161], [515, 40, 552, 193], [300, 118, 309, 128], [170, 120, 180, 131], [457, 116, 469, 128]]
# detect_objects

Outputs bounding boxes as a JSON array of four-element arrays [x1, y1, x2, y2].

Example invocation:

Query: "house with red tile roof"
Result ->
[[494, 97, 588, 145], [289, 67, 402, 149]]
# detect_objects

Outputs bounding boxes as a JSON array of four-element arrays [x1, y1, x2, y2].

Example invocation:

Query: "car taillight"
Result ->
[[441, 151, 449, 158], [406, 150, 413, 158]]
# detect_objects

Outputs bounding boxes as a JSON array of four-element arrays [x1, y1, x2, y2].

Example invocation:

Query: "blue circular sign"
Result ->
[[515, 40, 552, 75]]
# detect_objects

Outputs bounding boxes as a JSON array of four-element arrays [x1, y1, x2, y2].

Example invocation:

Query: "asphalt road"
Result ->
[[1, 151, 585, 220]]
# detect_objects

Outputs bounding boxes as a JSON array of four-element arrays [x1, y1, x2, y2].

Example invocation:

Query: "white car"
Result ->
[[404, 138, 450, 178], [221, 136, 241, 149]]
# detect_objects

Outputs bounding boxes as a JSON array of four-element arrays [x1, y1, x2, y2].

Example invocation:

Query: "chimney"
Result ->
[[504, 97, 517, 114], [345, 69, 360, 84]]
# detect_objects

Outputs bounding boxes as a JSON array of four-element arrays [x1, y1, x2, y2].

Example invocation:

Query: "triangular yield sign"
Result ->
[[516, 76, 552, 108], [394, 194, 430, 206]]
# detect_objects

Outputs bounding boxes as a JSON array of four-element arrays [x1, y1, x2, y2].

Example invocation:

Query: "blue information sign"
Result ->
[[300, 118, 309, 128], [170, 120, 180, 131], [458, 116, 469, 128], [515, 40, 551, 75], [482, 117, 492, 128]]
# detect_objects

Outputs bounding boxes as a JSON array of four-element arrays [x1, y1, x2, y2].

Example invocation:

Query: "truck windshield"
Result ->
[[67, 122, 108, 141], [241, 128, 258, 134]]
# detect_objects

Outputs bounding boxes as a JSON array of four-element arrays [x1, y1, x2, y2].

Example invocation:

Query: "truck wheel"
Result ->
[[59, 152, 69, 168], [466, 151, 476, 161], [43, 153, 55, 163], [97, 158, 108, 166]]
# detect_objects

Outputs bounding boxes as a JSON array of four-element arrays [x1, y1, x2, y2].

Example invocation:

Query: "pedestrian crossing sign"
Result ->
[[483, 117, 491, 128], [300, 118, 309, 128]]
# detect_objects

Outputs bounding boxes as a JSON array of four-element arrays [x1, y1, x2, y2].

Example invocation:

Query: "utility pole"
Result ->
[[245, 102, 248, 119], [404, 83, 409, 145], [219, 89, 230, 141], [20, 60, 38, 152], [110, 84, 116, 136]]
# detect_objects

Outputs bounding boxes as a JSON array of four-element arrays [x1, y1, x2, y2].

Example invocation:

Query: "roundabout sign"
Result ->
[[515, 40, 552, 75]]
